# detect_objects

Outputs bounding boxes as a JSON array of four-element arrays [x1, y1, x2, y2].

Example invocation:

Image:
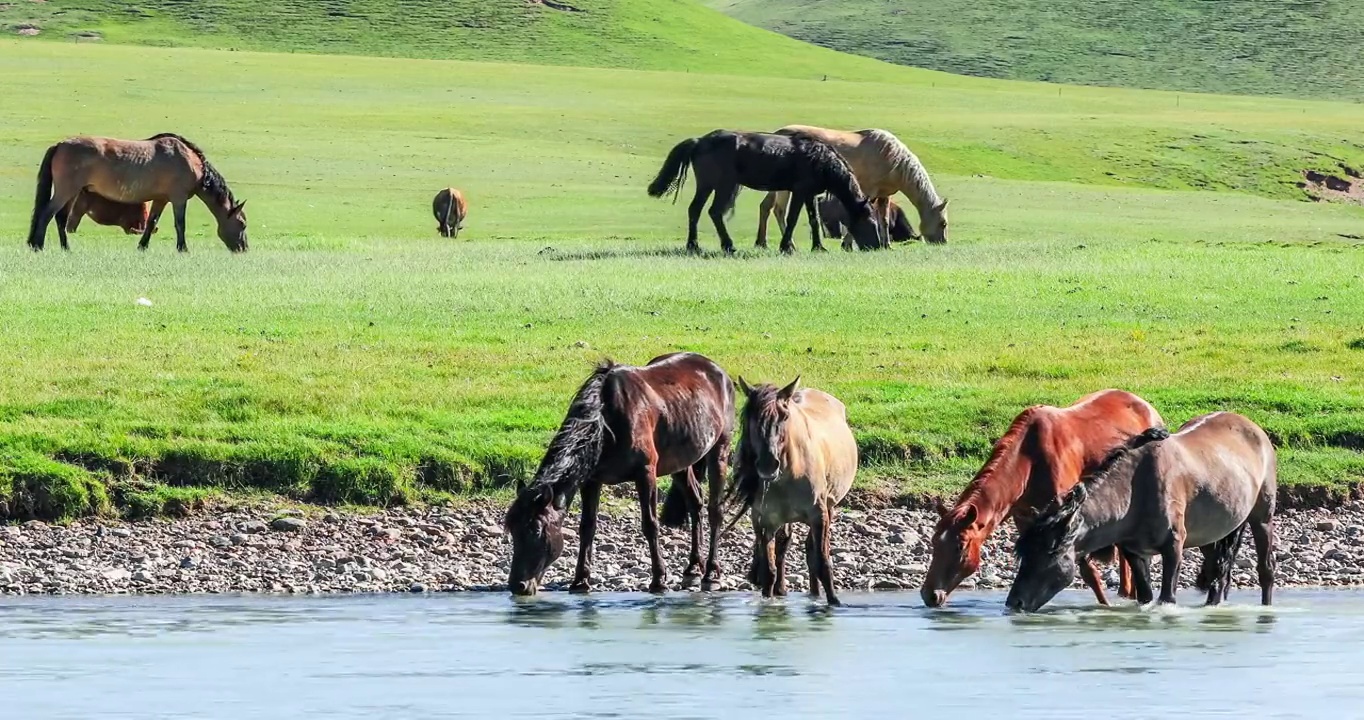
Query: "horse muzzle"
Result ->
[[921, 587, 947, 608], [511, 580, 538, 597]]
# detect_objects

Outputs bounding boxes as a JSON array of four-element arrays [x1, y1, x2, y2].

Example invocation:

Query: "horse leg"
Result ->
[[814, 504, 840, 606], [805, 529, 821, 599], [708, 183, 738, 255], [635, 469, 668, 594], [139, 200, 167, 251], [771, 191, 789, 245], [569, 480, 603, 593], [1250, 517, 1276, 606], [756, 192, 775, 248], [1078, 553, 1111, 606], [172, 199, 189, 253], [772, 524, 791, 596], [804, 196, 826, 252], [757, 525, 778, 598], [1158, 530, 1186, 605], [701, 440, 728, 590], [54, 202, 71, 251], [678, 467, 704, 587], [1118, 552, 1135, 599], [686, 185, 711, 254], [778, 193, 804, 254], [1121, 548, 1155, 605]]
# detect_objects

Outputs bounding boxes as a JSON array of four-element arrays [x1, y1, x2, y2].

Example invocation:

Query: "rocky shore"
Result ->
[[3, 500, 1363, 596]]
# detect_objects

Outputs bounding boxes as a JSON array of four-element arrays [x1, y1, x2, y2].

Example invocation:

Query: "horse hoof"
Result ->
[[685, 244, 702, 255], [827, 598, 843, 607], [754, 242, 768, 250], [811, 245, 827, 253], [568, 581, 592, 595], [779, 246, 795, 255], [648, 582, 667, 595], [681, 572, 701, 589]]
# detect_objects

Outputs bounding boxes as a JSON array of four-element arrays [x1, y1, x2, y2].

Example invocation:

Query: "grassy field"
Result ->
[[710, 0, 1364, 101], [1, 35, 1363, 520]]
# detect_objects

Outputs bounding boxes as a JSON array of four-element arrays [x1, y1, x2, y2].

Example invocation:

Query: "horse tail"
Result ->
[[27, 143, 59, 249], [442, 189, 455, 231], [1196, 522, 1248, 593], [647, 137, 697, 201], [660, 469, 701, 529]]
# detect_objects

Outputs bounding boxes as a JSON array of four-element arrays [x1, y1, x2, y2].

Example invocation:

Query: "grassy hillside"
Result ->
[[709, 0, 1364, 101], [1, 35, 1363, 520], [0, 0, 899, 78]]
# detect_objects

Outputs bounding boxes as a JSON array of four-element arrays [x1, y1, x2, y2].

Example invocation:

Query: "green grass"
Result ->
[[1, 35, 1363, 520], [710, 0, 1364, 101]]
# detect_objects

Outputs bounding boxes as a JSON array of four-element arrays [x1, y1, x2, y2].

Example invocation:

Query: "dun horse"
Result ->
[[647, 129, 880, 254], [65, 191, 153, 237], [432, 187, 467, 238], [758, 126, 949, 248], [921, 389, 1163, 608], [1007, 414, 1277, 612], [28, 133, 247, 252], [727, 378, 857, 606], [504, 353, 734, 596], [818, 195, 917, 244]]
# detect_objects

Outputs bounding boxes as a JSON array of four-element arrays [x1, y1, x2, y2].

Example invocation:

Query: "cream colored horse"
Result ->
[[757, 126, 949, 247], [728, 378, 858, 606]]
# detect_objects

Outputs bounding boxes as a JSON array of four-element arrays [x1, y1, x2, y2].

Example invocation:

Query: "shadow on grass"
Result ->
[[539, 244, 870, 262]]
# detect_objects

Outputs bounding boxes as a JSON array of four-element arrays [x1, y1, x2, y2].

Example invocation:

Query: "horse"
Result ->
[[726, 378, 857, 606], [1007, 413, 1277, 612], [432, 187, 467, 238], [504, 352, 735, 596], [28, 133, 247, 253], [757, 126, 949, 248], [817, 195, 917, 244], [647, 129, 880, 254], [920, 389, 1163, 608], [65, 191, 153, 237]]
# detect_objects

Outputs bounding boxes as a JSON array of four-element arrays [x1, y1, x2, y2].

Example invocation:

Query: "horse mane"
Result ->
[[950, 407, 1042, 518], [146, 133, 236, 206], [798, 137, 866, 214], [503, 361, 617, 531], [1014, 426, 1170, 560], [858, 129, 942, 212]]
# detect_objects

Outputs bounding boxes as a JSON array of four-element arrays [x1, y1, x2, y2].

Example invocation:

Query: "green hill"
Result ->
[[0, 0, 896, 78], [709, 0, 1364, 101]]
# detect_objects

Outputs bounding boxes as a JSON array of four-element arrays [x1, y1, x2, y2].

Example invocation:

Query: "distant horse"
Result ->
[[28, 133, 247, 253], [647, 129, 879, 254], [818, 195, 917, 244], [65, 191, 154, 237], [504, 352, 735, 596], [921, 389, 1163, 608], [758, 126, 949, 248], [727, 378, 857, 606], [1007, 413, 1277, 612], [432, 187, 467, 238]]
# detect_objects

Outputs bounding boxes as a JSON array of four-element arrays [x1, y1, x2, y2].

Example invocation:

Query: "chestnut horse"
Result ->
[[28, 133, 247, 253], [432, 187, 467, 238], [921, 389, 1163, 608], [728, 378, 857, 606], [504, 352, 734, 596], [65, 191, 153, 237]]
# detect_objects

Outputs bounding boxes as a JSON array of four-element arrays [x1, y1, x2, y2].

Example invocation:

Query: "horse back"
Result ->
[[788, 388, 858, 504], [53, 136, 199, 203], [603, 353, 733, 476], [1019, 390, 1164, 505]]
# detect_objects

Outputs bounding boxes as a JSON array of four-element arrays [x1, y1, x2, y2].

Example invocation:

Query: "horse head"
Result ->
[[922, 198, 950, 244], [738, 376, 801, 482], [921, 501, 987, 607], [1005, 486, 1089, 612], [844, 199, 881, 250], [504, 479, 566, 596], [216, 200, 248, 252]]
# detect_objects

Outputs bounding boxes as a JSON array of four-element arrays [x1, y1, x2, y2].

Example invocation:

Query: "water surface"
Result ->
[[3, 590, 1361, 718]]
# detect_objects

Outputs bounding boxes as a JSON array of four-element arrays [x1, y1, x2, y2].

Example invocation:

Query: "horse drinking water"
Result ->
[[647, 129, 879, 254], [432, 187, 467, 238], [504, 353, 734, 596], [28, 133, 247, 252], [1007, 413, 1277, 612], [726, 378, 857, 606], [921, 389, 1163, 608]]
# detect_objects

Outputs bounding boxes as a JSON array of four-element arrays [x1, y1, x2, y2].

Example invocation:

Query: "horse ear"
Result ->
[[515, 477, 527, 494], [933, 498, 950, 519], [232, 200, 247, 214], [737, 376, 753, 396], [778, 376, 801, 401], [935, 198, 949, 211], [1060, 483, 1089, 515], [959, 503, 978, 527]]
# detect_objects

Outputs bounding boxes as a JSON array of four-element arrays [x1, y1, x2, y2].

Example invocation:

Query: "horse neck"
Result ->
[[958, 448, 1032, 535], [1072, 458, 1142, 553], [891, 156, 942, 215], [195, 188, 233, 222]]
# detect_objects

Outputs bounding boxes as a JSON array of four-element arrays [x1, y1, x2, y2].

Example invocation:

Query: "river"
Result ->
[[3, 590, 1361, 718]]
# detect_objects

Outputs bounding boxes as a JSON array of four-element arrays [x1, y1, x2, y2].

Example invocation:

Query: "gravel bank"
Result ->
[[3, 501, 1363, 596]]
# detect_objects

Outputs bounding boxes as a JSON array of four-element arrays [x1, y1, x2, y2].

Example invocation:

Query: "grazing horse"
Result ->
[[65, 191, 153, 237], [504, 352, 734, 596], [818, 195, 917, 244], [432, 187, 467, 238], [1007, 413, 1277, 612], [28, 133, 247, 253], [727, 378, 857, 606], [921, 389, 1163, 608], [647, 129, 879, 254], [758, 126, 949, 248]]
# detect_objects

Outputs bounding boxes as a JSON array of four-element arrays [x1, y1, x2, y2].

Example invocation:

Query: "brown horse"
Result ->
[[504, 352, 734, 596], [921, 389, 1164, 608], [758, 126, 949, 248], [728, 378, 858, 606], [432, 187, 467, 238], [1008, 414, 1277, 612], [818, 195, 917, 244], [28, 133, 247, 253], [65, 191, 153, 237]]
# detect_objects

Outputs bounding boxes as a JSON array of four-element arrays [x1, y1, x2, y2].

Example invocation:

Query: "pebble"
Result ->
[[271, 518, 306, 533]]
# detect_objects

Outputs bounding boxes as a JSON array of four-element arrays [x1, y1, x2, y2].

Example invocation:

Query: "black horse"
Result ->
[[647, 130, 879, 254], [817, 195, 919, 247]]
